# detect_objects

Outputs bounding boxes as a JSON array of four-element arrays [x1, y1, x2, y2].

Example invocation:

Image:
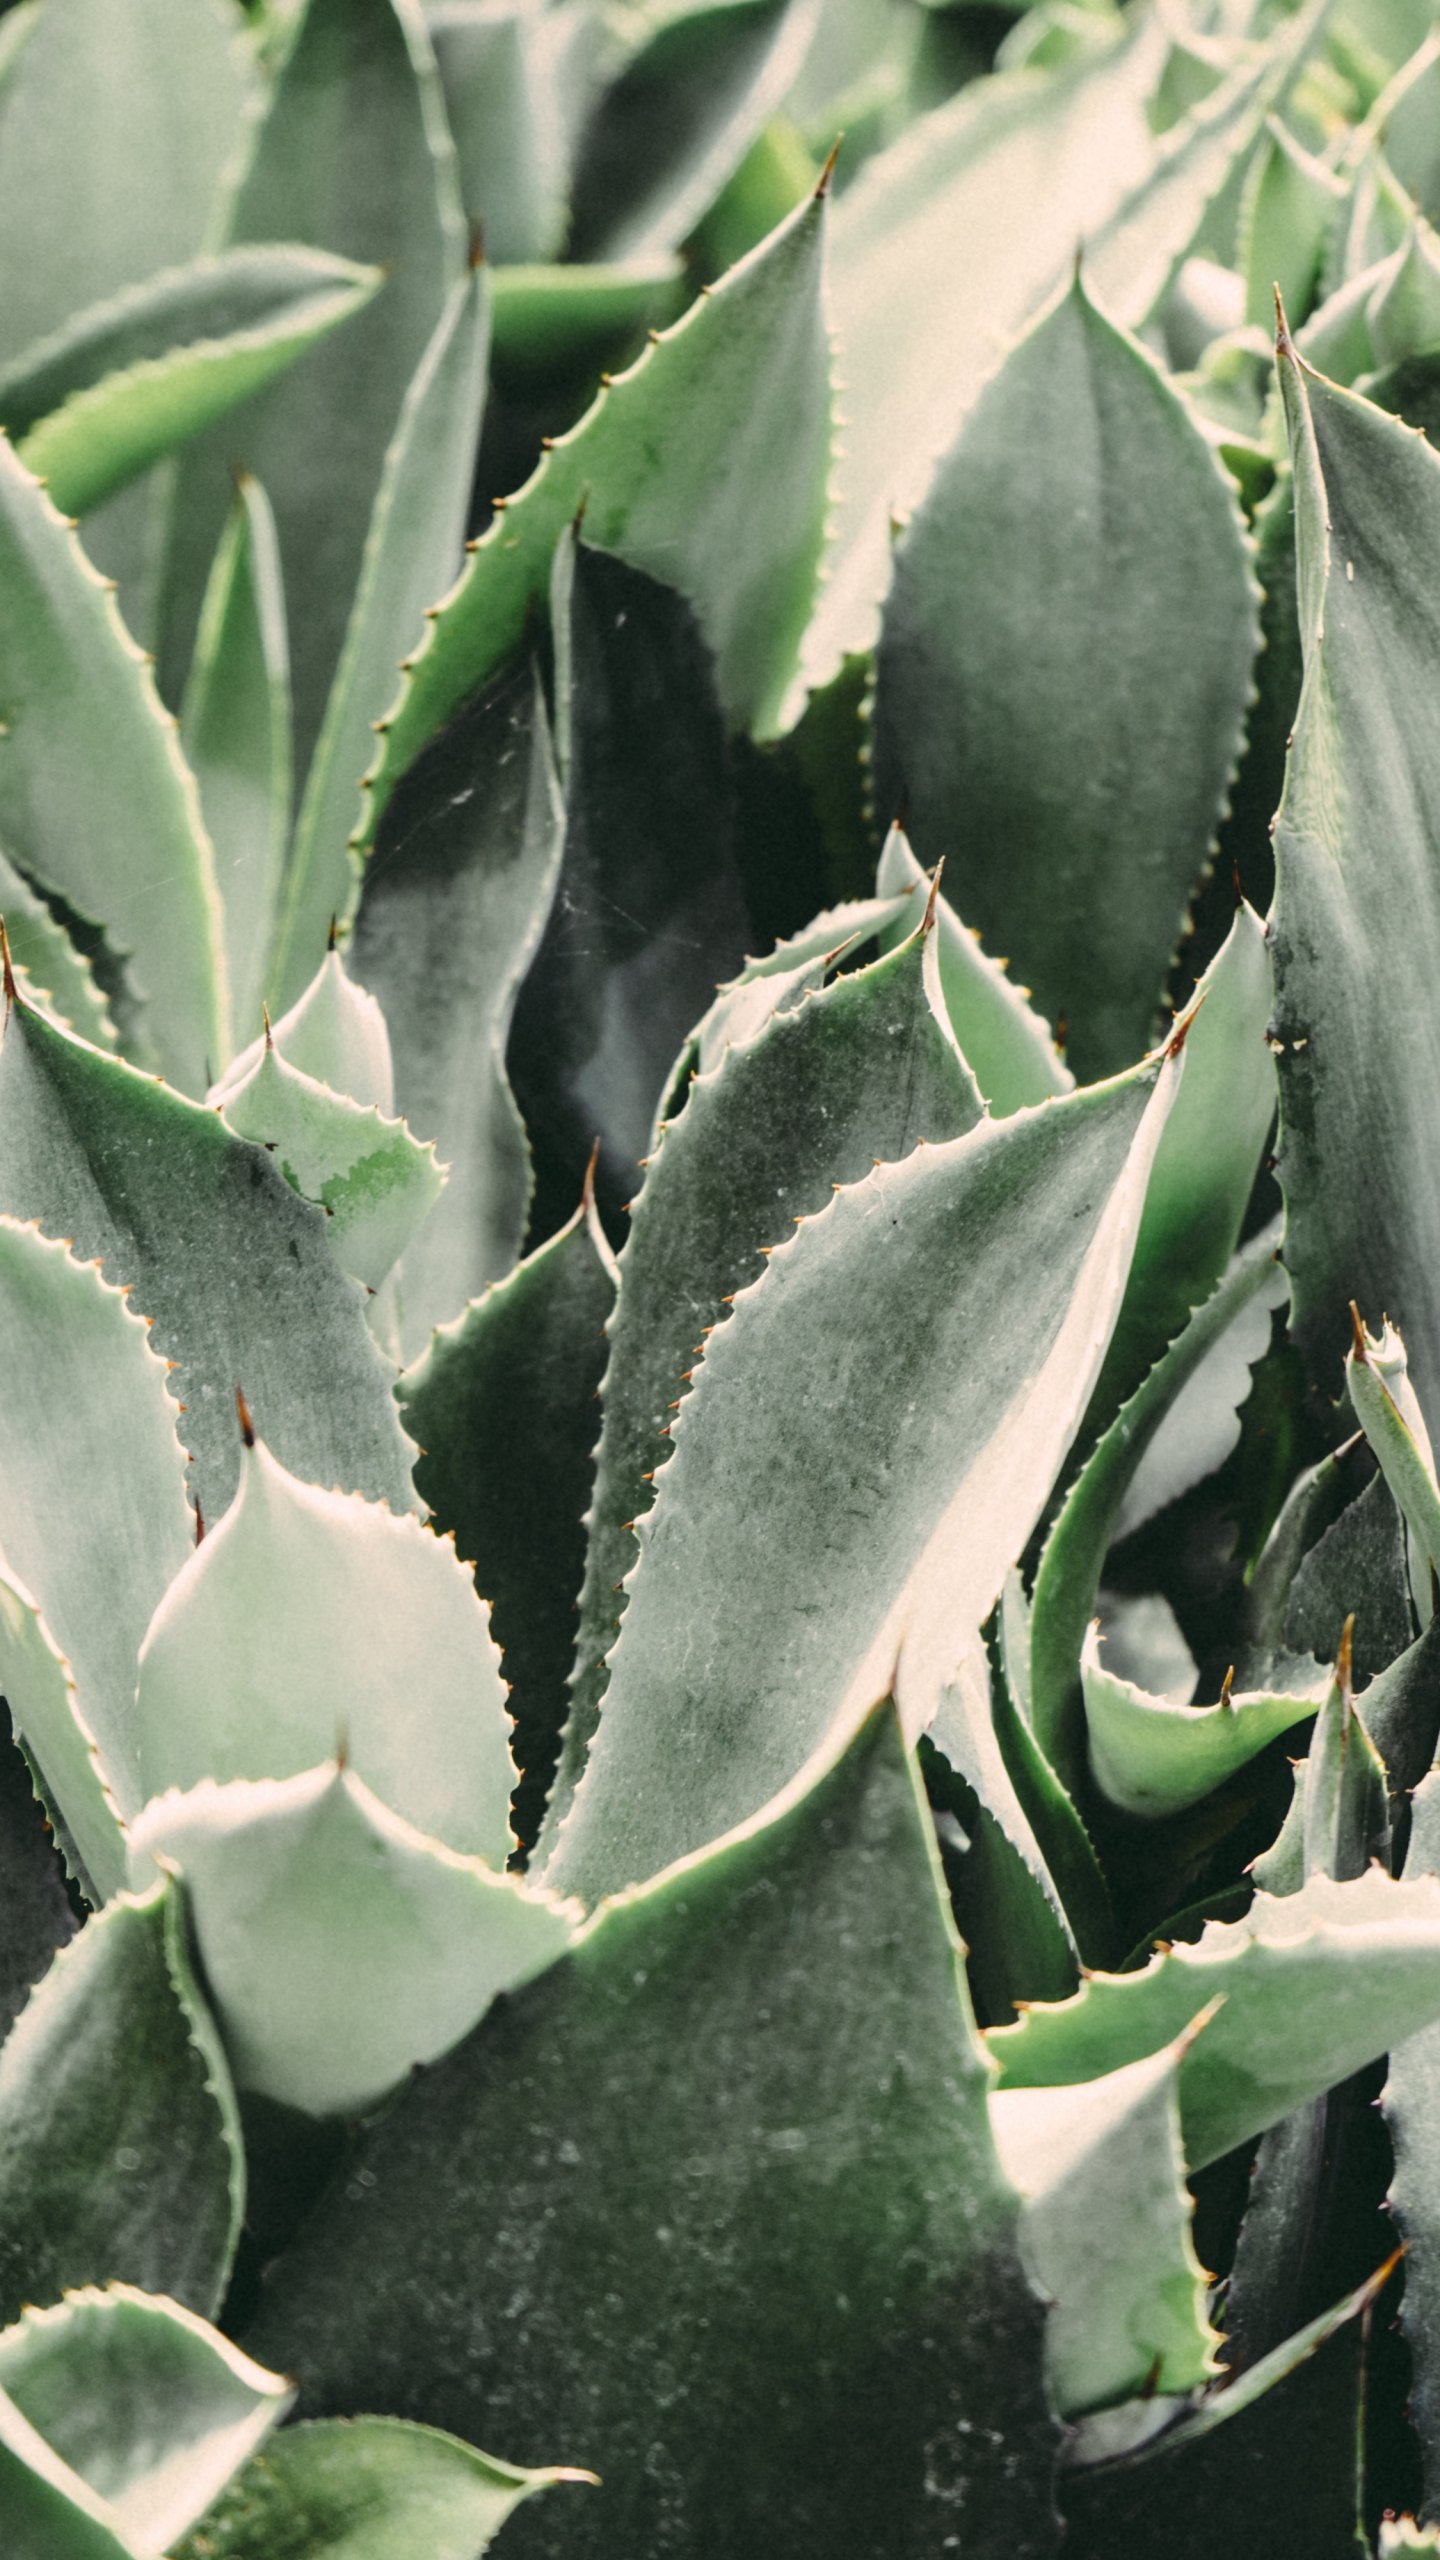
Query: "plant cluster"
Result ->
[[8, 0, 1440, 2549]]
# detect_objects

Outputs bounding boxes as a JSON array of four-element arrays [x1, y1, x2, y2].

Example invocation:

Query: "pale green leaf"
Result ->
[[9, 248, 382, 520], [217, 1045, 443, 1291], [174, 2415, 584, 2560], [136, 1434, 512, 1863], [0, 852, 116, 1052], [1110, 1253, 1287, 1543], [428, 1, 580, 262], [157, 0, 464, 793], [873, 824, 1070, 1115], [398, 1183, 618, 1859], [361, 180, 831, 834], [488, 258, 684, 391], [991, 2025, 1219, 2415], [0, 437, 225, 1092], [0, 1880, 242, 2328], [1346, 1311, 1440, 1619], [349, 662, 565, 1359], [269, 261, 490, 1013], [1239, 116, 1346, 331], [1380, 1773, 1440, 2516], [0, 0, 253, 370], [180, 476, 291, 1054], [132, 1765, 575, 2118], [215, 945, 395, 1116], [1271, 316, 1440, 1439], [1081, 1622, 1322, 1819], [870, 274, 1260, 1084], [247, 1707, 1061, 2554], [549, 916, 983, 1843], [988, 1865, 1440, 2170], [0, 991, 417, 1522], [0, 1216, 191, 1864], [542, 1044, 1181, 1904], [0, 2288, 290, 2556]]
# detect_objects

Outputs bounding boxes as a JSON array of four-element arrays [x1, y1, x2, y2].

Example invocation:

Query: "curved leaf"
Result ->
[[1081, 1623, 1322, 1820], [174, 2415, 582, 2560]]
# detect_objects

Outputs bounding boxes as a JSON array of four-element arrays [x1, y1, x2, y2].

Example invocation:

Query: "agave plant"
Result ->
[[15, 0, 1440, 2550]]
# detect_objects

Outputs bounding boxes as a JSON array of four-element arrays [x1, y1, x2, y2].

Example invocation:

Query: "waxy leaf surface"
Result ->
[[174, 2415, 580, 2559]]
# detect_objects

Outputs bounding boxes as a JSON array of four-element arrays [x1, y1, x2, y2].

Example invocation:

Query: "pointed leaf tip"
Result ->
[[0, 916, 14, 1006], [817, 136, 843, 198], [1274, 280, 1294, 355], [1350, 1300, 1369, 1362], [234, 1385, 256, 1449]]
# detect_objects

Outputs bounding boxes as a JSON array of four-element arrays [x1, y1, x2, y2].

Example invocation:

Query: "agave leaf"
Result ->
[[180, 477, 291, 1056], [1110, 1253, 1287, 1544], [8, 250, 382, 522], [1380, 1773, 1440, 2518], [488, 258, 685, 391], [362, 178, 830, 832], [988, 1866, 1440, 2171], [136, 1433, 511, 1858], [156, 0, 463, 792], [1081, 1625, 1322, 1821], [0, 2399, 140, 2559], [0, 990, 417, 1522], [216, 1044, 444, 1293], [567, 0, 819, 264], [0, 0, 252, 371], [809, 6, 1306, 693], [348, 662, 565, 1360], [506, 537, 752, 1236], [131, 1765, 575, 2119], [547, 915, 981, 1846], [1381, 2525, 1440, 2553], [1060, 2270, 1377, 2556], [427, 1, 581, 263], [1347, 1310, 1440, 1619], [0, 853, 116, 1052], [1350, 1612, 1440, 1793], [870, 273, 1260, 1085], [1284, 1470, 1414, 1682], [0, 1706, 76, 2047], [173, 2416, 584, 2560], [215, 945, 394, 1116], [542, 1042, 1180, 1904], [0, 2289, 290, 2557], [872, 826, 1071, 1115], [0, 1880, 242, 2328], [1362, 27, 1440, 221], [398, 1182, 618, 1860], [1300, 1635, 1391, 1878], [991, 2022, 1219, 2416], [0, 438, 225, 1092], [0, 1216, 191, 1865], [1270, 320, 1440, 1439], [248, 1707, 1061, 2555], [269, 260, 490, 1014], [1239, 117, 1346, 331], [1028, 1221, 1284, 1788]]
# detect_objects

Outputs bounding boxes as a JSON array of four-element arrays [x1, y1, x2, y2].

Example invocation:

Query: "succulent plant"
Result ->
[[15, 0, 1440, 2550]]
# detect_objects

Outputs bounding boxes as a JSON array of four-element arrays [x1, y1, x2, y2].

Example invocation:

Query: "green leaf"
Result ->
[[0, 2288, 290, 2555], [1301, 1633, 1390, 1879], [1380, 1772, 1440, 2515], [0, 852, 116, 1051], [988, 1865, 1440, 2170], [156, 0, 464, 792], [488, 258, 684, 392], [1028, 1220, 1285, 1789], [1271, 322, 1440, 1440], [507, 536, 751, 1237], [0, 1879, 242, 2328], [0, 989, 417, 1523], [348, 661, 565, 1360], [548, 914, 981, 1845], [136, 1432, 512, 1860], [248, 1707, 1061, 2554], [0, 0, 253, 372], [398, 1183, 618, 1860], [361, 178, 831, 830], [132, 1765, 575, 2118], [0, 1706, 77, 2047], [1346, 1309, 1440, 1618], [174, 2415, 584, 2560], [269, 261, 490, 1014], [810, 9, 1302, 692], [0, 2399, 138, 2560], [216, 1042, 444, 1292], [1060, 2271, 1376, 2558], [180, 476, 291, 1055], [1284, 1469, 1415, 1684], [0, 1216, 191, 1882], [1239, 116, 1346, 331], [567, 0, 818, 263], [870, 273, 1260, 1084], [991, 2022, 1219, 2415], [542, 1043, 1180, 1904], [427, 1, 583, 263], [1081, 1626, 1322, 1821], [0, 438, 225, 1092], [7, 247, 382, 521], [218, 945, 395, 1115], [873, 825, 1071, 1115]]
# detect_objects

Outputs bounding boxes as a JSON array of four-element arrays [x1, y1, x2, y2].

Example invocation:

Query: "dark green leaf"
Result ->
[[174, 2415, 583, 2559]]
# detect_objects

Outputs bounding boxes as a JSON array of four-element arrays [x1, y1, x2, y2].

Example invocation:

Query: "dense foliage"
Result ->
[[10, 0, 1440, 2548]]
